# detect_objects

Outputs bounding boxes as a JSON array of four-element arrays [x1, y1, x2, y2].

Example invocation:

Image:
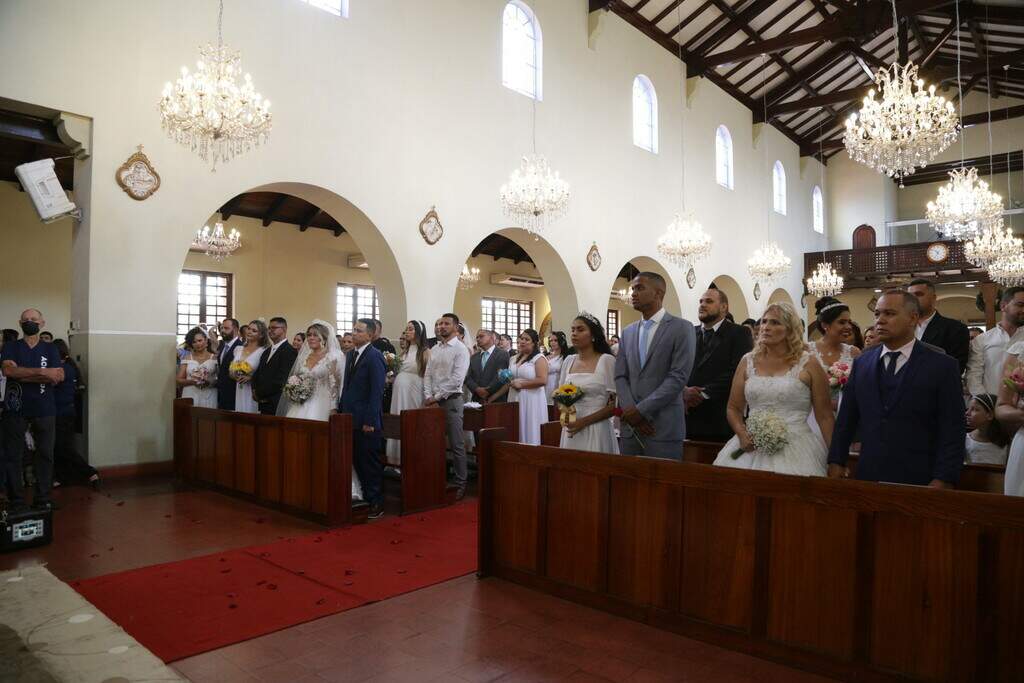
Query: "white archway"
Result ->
[[604, 256, 683, 315], [710, 274, 750, 323]]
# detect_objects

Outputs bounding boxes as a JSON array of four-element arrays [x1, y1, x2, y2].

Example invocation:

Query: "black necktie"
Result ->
[[702, 328, 714, 348], [884, 351, 900, 378]]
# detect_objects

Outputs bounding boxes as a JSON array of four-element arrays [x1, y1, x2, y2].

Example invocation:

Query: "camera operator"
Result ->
[[1, 309, 63, 512]]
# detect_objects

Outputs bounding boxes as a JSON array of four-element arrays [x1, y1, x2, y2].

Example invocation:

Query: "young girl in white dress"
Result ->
[[545, 332, 568, 406], [489, 329, 549, 446], [177, 327, 218, 408], [386, 321, 428, 466], [807, 297, 861, 441], [714, 303, 835, 476], [558, 315, 618, 454], [965, 394, 1008, 465], [231, 320, 269, 414]]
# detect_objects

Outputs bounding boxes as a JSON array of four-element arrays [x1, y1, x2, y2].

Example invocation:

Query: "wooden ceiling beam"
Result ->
[[261, 194, 289, 227], [589, 0, 614, 12], [687, 0, 778, 60], [651, 0, 686, 26], [668, 0, 714, 39], [769, 87, 868, 117], [218, 195, 243, 221], [299, 206, 321, 232], [761, 43, 851, 107], [920, 17, 958, 68]]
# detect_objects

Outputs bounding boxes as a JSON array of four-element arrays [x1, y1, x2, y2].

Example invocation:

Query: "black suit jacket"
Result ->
[[252, 341, 298, 409], [920, 312, 969, 375], [464, 347, 510, 402], [216, 338, 243, 410], [686, 320, 753, 440]]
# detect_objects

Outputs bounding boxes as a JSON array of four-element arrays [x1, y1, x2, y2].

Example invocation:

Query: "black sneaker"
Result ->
[[368, 503, 384, 519]]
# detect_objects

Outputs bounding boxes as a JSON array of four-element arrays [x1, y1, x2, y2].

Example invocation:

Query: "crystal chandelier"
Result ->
[[926, 166, 1004, 240], [806, 261, 844, 298], [988, 250, 1024, 286], [614, 286, 634, 303], [747, 242, 791, 288], [964, 224, 1020, 268], [192, 222, 241, 261], [499, 154, 570, 235], [159, 0, 272, 170], [657, 214, 713, 269], [458, 264, 480, 290]]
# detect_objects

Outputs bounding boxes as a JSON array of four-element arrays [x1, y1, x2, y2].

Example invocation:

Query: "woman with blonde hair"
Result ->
[[713, 302, 835, 476]]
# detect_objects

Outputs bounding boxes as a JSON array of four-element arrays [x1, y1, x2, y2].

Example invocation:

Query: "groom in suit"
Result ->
[[615, 272, 696, 461], [216, 318, 242, 411], [464, 329, 509, 403], [340, 318, 387, 518], [253, 317, 298, 415], [685, 288, 753, 442], [828, 290, 964, 487]]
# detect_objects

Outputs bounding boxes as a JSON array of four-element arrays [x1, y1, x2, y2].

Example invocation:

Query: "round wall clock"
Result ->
[[925, 242, 948, 264]]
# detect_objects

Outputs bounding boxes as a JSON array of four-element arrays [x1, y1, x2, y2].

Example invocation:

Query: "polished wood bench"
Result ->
[[477, 435, 1024, 682], [173, 398, 363, 526], [382, 406, 455, 514], [463, 402, 519, 446]]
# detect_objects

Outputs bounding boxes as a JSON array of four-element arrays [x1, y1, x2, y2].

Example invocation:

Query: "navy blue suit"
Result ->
[[340, 345, 386, 506], [828, 341, 964, 486], [216, 338, 242, 411]]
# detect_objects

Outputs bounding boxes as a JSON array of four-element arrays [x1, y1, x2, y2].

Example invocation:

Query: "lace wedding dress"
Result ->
[[713, 351, 828, 476], [277, 321, 362, 499]]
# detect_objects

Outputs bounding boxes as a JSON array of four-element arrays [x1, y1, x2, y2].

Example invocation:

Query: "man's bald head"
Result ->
[[20, 309, 43, 321]]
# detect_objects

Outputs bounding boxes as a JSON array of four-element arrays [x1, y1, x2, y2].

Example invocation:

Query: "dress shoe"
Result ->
[[454, 487, 466, 501], [368, 503, 384, 519]]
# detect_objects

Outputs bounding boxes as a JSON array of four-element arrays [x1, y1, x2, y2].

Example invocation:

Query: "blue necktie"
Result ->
[[481, 350, 490, 368], [639, 319, 654, 369]]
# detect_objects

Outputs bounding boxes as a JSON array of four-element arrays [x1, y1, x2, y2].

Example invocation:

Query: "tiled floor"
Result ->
[[4, 478, 837, 683]]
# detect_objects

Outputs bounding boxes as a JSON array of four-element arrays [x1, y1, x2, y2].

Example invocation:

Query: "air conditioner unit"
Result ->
[[347, 253, 369, 269], [490, 272, 544, 288], [15, 159, 80, 223]]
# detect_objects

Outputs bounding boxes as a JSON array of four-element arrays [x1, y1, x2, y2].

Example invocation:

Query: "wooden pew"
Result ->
[[381, 407, 455, 514], [173, 398, 359, 527], [477, 438, 1024, 682], [463, 402, 519, 444]]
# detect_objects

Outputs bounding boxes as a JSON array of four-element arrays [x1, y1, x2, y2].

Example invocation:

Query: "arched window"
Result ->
[[772, 160, 787, 215], [502, 1, 542, 100], [715, 125, 733, 189], [632, 75, 658, 153], [812, 185, 824, 233]]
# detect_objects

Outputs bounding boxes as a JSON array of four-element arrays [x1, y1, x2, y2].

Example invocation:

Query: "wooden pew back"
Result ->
[[382, 407, 451, 514], [477, 438, 1024, 682]]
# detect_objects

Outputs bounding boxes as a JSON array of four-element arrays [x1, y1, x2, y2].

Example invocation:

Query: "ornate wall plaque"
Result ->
[[419, 206, 443, 245], [685, 267, 696, 289], [115, 145, 160, 200], [586, 242, 602, 271], [753, 282, 762, 301]]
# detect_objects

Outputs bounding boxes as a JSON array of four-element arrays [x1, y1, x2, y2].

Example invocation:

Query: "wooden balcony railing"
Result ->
[[804, 240, 984, 288]]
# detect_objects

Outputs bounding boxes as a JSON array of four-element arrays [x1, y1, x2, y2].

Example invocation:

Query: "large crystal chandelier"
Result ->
[[806, 262, 844, 298], [192, 222, 241, 261], [657, 213, 713, 270], [159, 0, 272, 170], [926, 167, 1004, 240], [458, 264, 480, 290], [964, 224, 1020, 268], [989, 250, 1024, 286], [747, 242, 791, 288], [499, 154, 570, 234]]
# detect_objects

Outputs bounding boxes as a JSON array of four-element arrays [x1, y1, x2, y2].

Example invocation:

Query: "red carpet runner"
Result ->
[[72, 501, 478, 662]]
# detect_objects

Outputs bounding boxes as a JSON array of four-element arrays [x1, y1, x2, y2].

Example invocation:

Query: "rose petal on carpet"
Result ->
[[71, 501, 478, 662]]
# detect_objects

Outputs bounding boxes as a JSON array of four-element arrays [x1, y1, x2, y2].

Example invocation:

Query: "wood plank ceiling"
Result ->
[[597, 0, 1024, 163], [215, 192, 346, 235]]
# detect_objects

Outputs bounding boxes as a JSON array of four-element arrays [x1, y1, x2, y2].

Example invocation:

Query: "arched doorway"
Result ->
[[604, 256, 683, 339], [937, 294, 983, 326], [179, 183, 405, 347], [709, 274, 750, 323], [768, 288, 795, 308], [452, 228, 578, 347]]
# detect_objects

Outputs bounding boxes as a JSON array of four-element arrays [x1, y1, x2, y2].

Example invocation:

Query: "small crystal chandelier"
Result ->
[[806, 261, 844, 298], [926, 166, 1004, 240], [192, 222, 241, 261], [965, 224, 1020, 268], [614, 286, 634, 303], [499, 154, 570, 235], [159, 0, 272, 170], [747, 242, 792, 288], [458, 264, 480, 290], [989, 250, 1024, 286], [842, 1, 959, 184]]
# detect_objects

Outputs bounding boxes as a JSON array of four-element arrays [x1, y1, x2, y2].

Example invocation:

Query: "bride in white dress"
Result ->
[[714, 302, 834, 476], [276, 321, 362, 499]]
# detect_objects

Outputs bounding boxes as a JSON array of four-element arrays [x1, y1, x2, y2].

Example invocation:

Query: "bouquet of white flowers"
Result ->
[[731, 410, 788, 459], [283, 373, 315, 404]]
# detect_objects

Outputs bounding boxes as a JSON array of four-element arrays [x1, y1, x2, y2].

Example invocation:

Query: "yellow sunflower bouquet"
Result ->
[[552, 383, 585, 426], [229, 360, 254, 379]]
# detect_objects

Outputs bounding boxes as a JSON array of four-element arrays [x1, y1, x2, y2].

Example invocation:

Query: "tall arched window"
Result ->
[[812, 185, 824, 233], [632, 75, 658, 153], [715, 125, 733, 189], [502, 1, 542, 100], [772, 160, 787, 215]]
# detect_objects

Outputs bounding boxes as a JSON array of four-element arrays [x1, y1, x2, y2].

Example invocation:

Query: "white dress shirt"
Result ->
[[966, 324, 1024, 396], [881, 338, 916, 374], [424, 336, 470, 401], [699, 317, 726, 333], [266, 338, 288, 361], [353, 341, 370, 365], [640, 308, 667, 357], [915, 311, 937, 340]]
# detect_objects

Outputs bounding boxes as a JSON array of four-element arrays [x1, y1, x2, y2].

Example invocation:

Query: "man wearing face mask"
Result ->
[[1, 309, 64, 512]]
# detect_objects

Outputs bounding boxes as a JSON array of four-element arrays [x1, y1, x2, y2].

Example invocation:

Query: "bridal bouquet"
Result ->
[[1004, 366, 1024, 396], [283, 374, 315, 404], [189, 366, 210, 389], [497, 368, 514, 385], [827, 361, 851, 396], [552, 383, 585, 425], [229, 360, 253, 379], [731, 410, 788, 459], [383, 352, 402, 378]]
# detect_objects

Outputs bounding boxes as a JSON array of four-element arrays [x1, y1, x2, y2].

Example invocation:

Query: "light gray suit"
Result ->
[[615, 310, 696, 461]]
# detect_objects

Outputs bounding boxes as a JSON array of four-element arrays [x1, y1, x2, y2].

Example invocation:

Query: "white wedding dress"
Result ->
[[278, 321, 363, 500], [714, 351, 828, 476]]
